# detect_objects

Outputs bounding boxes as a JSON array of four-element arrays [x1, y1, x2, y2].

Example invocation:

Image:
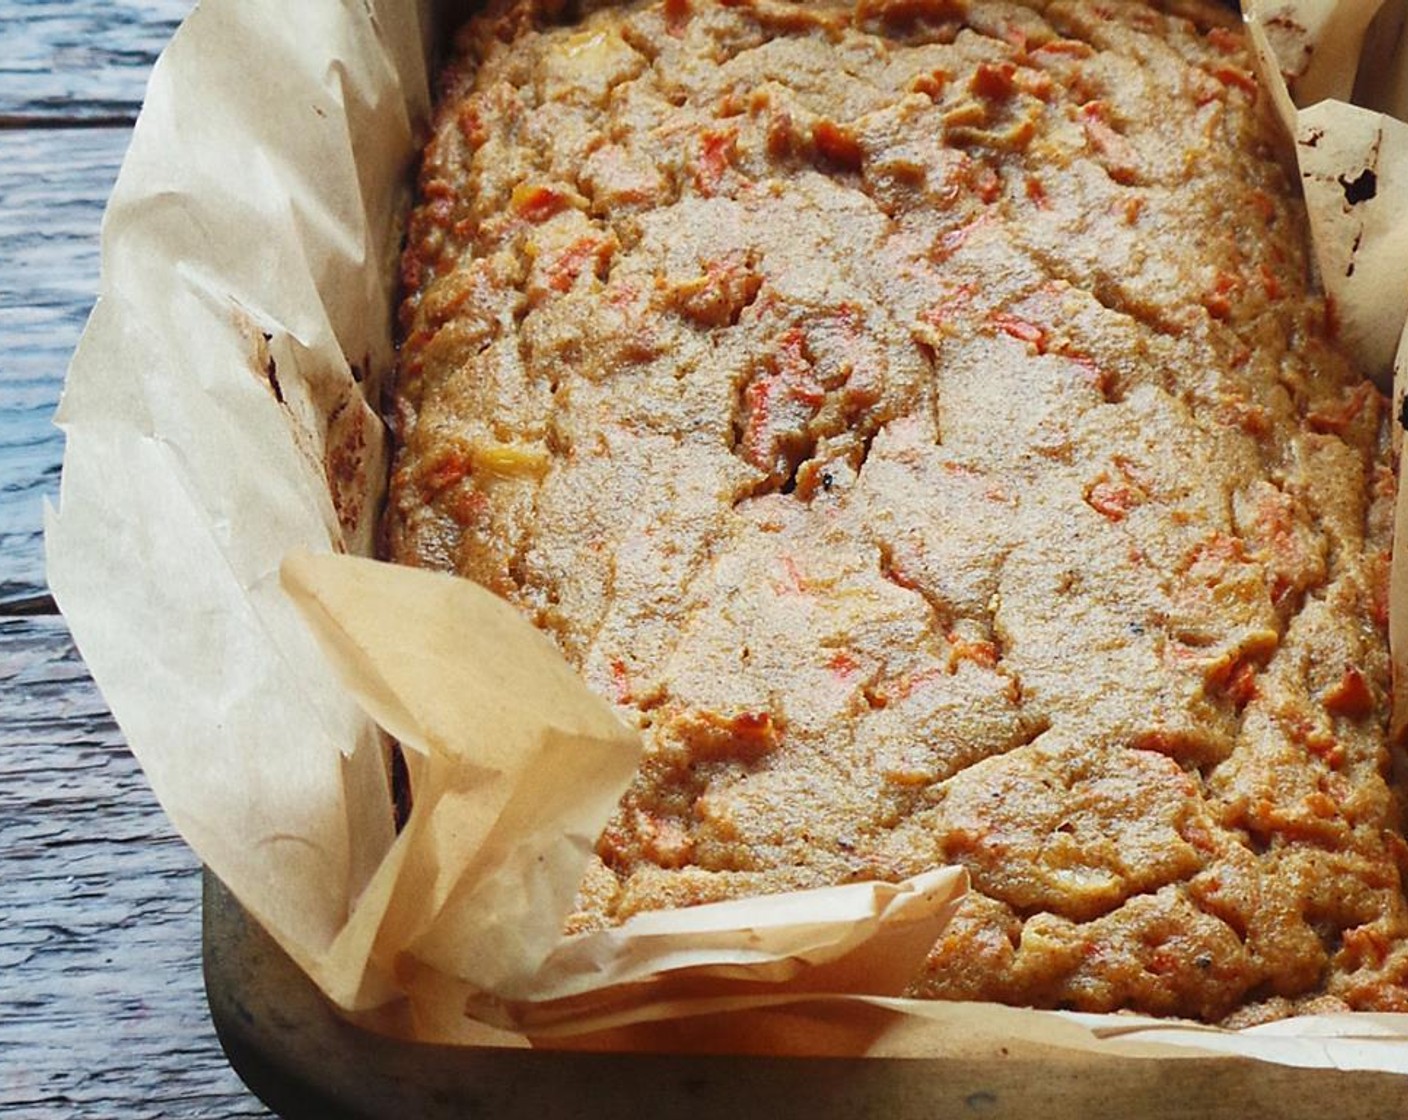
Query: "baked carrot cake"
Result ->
[[385, 0, 1408, 1022]]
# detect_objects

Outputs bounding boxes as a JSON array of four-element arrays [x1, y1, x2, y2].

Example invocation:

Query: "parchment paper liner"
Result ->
[[42, 0, 1408, 1072]]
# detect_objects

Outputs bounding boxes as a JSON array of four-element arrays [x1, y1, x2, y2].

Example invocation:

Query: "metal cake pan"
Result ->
[[195, 3, 1408, 1115], [204, 871, 1408, 1119]]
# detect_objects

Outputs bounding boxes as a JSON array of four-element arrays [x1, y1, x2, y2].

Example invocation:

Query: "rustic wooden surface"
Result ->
[[0, 2, 274, 1115], [9, 4, 1408, 1118], [1, 0, 191, 124], [0, 127, 128, 605]]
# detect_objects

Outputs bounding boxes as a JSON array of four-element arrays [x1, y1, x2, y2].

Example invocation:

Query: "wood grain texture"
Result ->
[[3, 2, 272, 1114], [0, 126, 130, 605], [0, 617, 273, 1118], [0, 0, 192, 124]]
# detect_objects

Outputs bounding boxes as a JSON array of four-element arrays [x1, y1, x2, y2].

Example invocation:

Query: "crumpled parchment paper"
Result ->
[[44, 0, 1408, 1071]]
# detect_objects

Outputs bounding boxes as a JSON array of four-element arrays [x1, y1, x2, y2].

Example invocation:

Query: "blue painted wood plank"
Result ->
[[0, 616, 273, 1118], [0, 1, 193, 122], [0, 126, 131, 605]]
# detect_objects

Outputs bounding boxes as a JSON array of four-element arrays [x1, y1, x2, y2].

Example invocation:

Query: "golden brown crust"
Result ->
[[387, 0, 1408, 1020]]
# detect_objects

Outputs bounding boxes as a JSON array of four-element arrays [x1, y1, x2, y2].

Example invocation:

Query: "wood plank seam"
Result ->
[[0, 115, 138, 129]]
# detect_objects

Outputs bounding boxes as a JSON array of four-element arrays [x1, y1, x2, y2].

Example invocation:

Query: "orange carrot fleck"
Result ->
[[664, 0, 690, 36], [544, 236, 606, 292], [511, 182, 570, 223], [1212, 65, 1258, 96], [827, 650, 861, 681], [974, 162, 1002, 203], [990, 312, 1048, 351], [609, 658, 633, 703], [971, 60, 1017, 100], [1206, 26, 1242, 55], [1086, 480, 1136, 520], [694, 129, 737, 195], [812, 120, 864, 170], [1325, 665, 1375, 720]]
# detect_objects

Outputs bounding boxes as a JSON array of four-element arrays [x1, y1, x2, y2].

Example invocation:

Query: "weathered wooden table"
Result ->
[[14, 6, 1408, 1119], [1, 4, 273, 1115]]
